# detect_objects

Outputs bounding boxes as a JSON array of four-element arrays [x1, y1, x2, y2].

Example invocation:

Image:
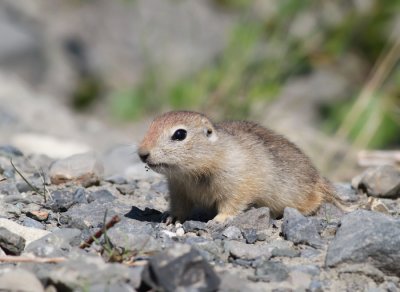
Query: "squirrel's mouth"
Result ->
[[146, 162, 170, 172]]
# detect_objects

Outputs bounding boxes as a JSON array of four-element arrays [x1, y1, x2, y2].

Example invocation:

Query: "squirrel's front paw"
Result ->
[[212, 213, 234, 223], [161, 211, 181, 225]]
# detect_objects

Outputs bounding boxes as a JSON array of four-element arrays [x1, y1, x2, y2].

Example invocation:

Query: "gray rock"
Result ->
[[229, 207, 270, 232], [281, 207, 324, 248], [3, 194, 31, 204], [290, 265, 320, 276], [271, 247, 300, 258], [334, 182, 359, 202], [0, 226, 26, 255], [35, 255, 140, 291], [0, 218, 50, 245], [73, 188, 87, 204], [87, 189, 116, 203], [308, 280, 323, 292], [264, 240, 300, 258], [107, 218, 161, 254], [0, 145, 23, 157], [242, 228, 258, 244], [22, 217, 45, 230], [46, 190, 75, 212], [255, 261, 289, 282], [140, 244, 220, 291], [25, 228, 81, 257], [224, 241, 272, 261], [64, 199, 131, 228], [182, 220, 208, 233], [1, 167, 15, 179], [354, 165, 400, 199], [222, 226, 242, 240], [0, 269, 44, 292], [0, 182, 19, 196], [326, 210, 400, 276], [188, 238, 224, 262], [49, 152, 103, 187], [16, 181, 35, 193]]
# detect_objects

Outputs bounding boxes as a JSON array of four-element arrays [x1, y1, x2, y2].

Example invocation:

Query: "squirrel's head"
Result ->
[[138, 111, 219, 176]]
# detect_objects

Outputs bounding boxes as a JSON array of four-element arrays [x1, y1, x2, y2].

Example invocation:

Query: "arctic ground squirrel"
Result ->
[[138, 111, 350, 223]]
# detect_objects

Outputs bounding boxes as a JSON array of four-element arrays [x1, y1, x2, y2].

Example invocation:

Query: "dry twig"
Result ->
[[0, 255, 66, 264], [79, 215, 121, 249]]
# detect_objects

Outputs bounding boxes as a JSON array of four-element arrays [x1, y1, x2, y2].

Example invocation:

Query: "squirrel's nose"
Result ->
[[138, 150, 150, 163]]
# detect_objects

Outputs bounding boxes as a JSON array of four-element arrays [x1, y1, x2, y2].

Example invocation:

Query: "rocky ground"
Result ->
[[0, 145, 399, 291]]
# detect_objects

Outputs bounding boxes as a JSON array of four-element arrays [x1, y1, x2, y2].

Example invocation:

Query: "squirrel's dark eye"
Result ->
[[171, 129, 187, 141]]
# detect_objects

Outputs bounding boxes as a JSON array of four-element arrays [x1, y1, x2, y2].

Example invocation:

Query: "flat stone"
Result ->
[[3, 194, 31, 204], [326, 210, 400, 276], [334, 182, 359, 202], [25, 228, 81, 257], [255, 261, 289, 282], [182, 220, 208, 233], [222, 226, 242, 240], [140, 244, 220, 291], [0, 269, 44, 292], [224, 241, 272, 261], [271, 248, 300, 258], [187, 239, 224, 262], [107, 218, 162, 254], [46, 190, 75, 212], [49, 152, 103, 187], [354, 165, 400, 199], [22, 217, 45, 230], [64, 199, 131, 228], [0, 218, 49, 246], [34, 255, 141, 290], [0, 182, 20, 196], [290, 265, 321, 276], [281, 207, 324, 248], [0, 227, 26, 255], [229, 207, 270, 232], [87, 189, 116, 203]]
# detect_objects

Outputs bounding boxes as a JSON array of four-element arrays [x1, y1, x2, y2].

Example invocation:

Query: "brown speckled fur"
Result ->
[[138, 111, 349, 222]]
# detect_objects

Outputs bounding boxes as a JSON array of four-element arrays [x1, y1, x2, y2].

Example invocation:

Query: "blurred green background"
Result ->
[[0, 0, 399, 178], [109, 0, 400, 148]]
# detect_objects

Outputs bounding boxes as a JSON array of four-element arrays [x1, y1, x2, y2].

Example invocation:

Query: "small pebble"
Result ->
[[27, 210, 49, 221], [222, 226, 242, 240], [176, 227, 185, 236]]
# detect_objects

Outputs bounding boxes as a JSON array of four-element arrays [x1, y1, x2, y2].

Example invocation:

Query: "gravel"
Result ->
[[0, 151, 399, 290]]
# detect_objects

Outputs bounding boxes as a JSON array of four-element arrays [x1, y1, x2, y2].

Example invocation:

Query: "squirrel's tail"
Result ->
[[320, 178, 356, 213]]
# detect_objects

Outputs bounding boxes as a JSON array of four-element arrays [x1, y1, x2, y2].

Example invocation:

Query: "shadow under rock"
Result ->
[[124, 206, 217, 223], [124, 206, 163, 222]]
